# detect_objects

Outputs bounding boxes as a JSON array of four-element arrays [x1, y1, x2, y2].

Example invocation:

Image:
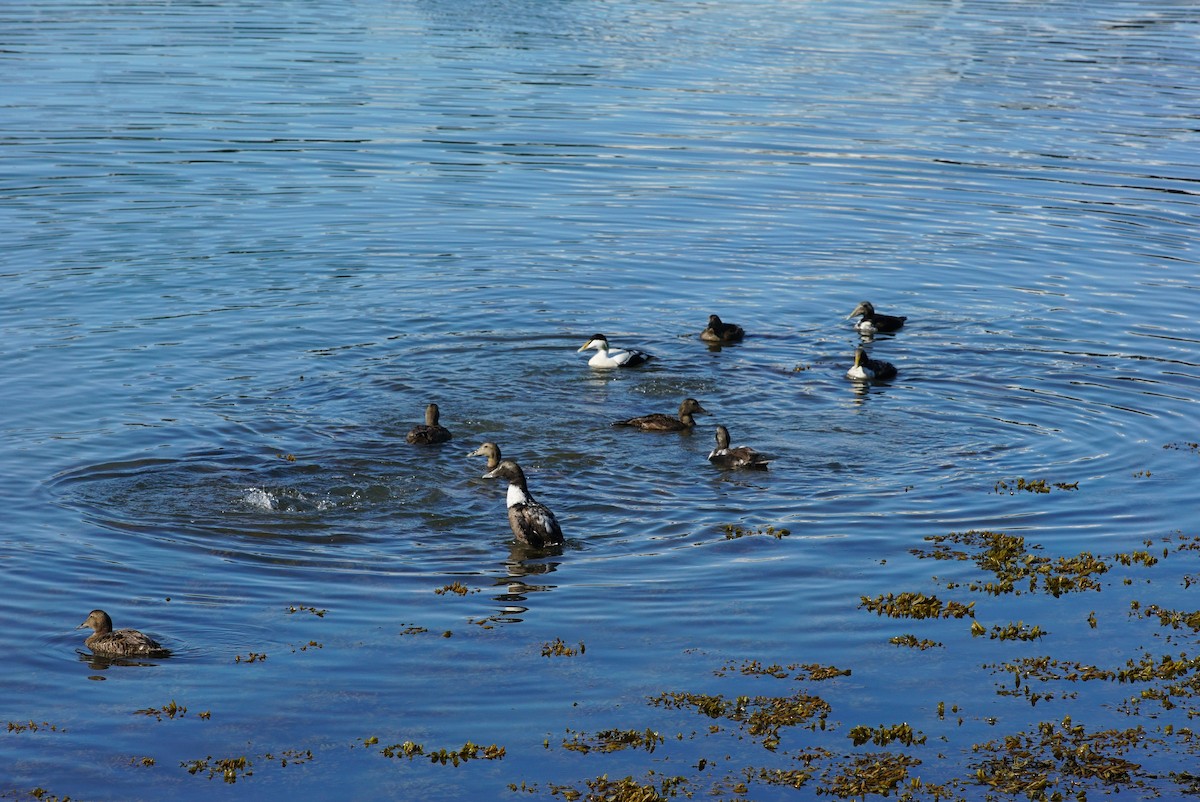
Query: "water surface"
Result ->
[[2, 0, 1199, 798]]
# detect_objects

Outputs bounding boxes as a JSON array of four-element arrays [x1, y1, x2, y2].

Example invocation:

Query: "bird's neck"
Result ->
[[506, 483, 529, 507]]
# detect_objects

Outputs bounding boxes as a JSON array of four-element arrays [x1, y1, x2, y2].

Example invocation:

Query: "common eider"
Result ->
[[613, 398, 708, 432], [77, 610, 169, 658], [406, 403, 452, 444], [708, 425, 772, 470], [468, 442, 502, 471], [846, 347, 898, 382], [482, 459, 564, 549], [577, 334, 652, 368], [700, 314, 745, 343], [847, 301, 907, 334]]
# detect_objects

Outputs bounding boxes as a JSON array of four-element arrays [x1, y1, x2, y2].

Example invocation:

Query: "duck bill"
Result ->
[[847, 303, 867, 319], [577, 340, 596, 352], [482, 466, 502, 479]]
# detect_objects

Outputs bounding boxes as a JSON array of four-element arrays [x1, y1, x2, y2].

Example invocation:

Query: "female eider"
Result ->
[[406, 403, 452, 444], [468, 442, 502, 471], [77, 610, 170, 658], [847, 301, 906, 334], [482, 459, 564, 549], [700, 314, 745, 343], [613, 397, 708, 432], [577, 334, 652, 368], [708, 425, 772, 470], [846, 347, 898, 382]]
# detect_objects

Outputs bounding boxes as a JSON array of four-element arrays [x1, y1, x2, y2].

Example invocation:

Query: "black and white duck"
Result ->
[[577, 334, 652, 368], [708, 425, 772, 470], [482, 459, 564, 549], [77, 610, 169, 658], [613, 398, 708, 432], [847, 301, 907, 334], [846, 347, 898, 382], [406, 403, 452, 444], [700, 314, 745, 343]]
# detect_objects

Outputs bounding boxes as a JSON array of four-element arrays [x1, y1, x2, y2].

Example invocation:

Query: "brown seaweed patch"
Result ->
[[182, 755, 252, 784], [889, 634, 943, 650], [821, 752, 922, 798], [912, 530, 1109, 596], [714, 661, 850, 681], [562, 727, 664, 754], [13, 790, 73, 802], [6, 721, 65, 733], [1164, 441, 1200, 454], [859, 592, 975, 620], [129, 756, 155, 767], [434, 582, 476, 596], [1141, 604, 1200, 631], [285, 605, 327, 617], [134, 701, 187, 721], [992, 477, 1079, 494], [234, 652, 267, 664], [847, 722, 927, 748], [722, 524, 791, 540], [291, 640, 323, 652], [542, 638, 585, 657], [985, 622, 1048, 641], [971, 718, 1147, 797], [649, 690, 831, 751], [262, 748, 313, 768], [377, 740, 505, 765], [548, 771, 690, 801]]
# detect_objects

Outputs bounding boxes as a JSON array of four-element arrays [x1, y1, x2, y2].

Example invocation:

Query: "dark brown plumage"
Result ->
[[708, 425, 772, 470], [700, 314, 745, 343], [406, 403, 452, 444], [846, 347, 898, 382], [482, 459, 564, 549], [847, 301, 907, 334], [77, 610, 169, 658], [613, 398, 708, 432]]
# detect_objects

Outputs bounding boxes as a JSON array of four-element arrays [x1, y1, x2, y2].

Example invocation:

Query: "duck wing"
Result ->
[[509, 502, 564, 548], [613, 413, 685, 431]]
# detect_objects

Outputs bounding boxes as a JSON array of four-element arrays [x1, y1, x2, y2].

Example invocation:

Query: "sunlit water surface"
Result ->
[[2, 0, 1199, 798]]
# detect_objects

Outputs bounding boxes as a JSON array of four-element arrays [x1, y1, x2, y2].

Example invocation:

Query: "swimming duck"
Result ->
[[846, 347, 898, 382], [482, 459, 564, 549], [406, 403, 452, 444], [613, 398, 708, 432], [77, 610, 169, 658], [700, 314, 745, 343], [847, 301, 907, 334], [468, 442, 502, 471], [708, 425, 772, 470], [577, 334, 652, 368]]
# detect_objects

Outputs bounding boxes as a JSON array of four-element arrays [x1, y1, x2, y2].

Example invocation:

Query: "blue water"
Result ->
[[3, 0, 1200, 798]]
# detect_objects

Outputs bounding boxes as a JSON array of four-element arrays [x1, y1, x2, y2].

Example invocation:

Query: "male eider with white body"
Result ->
[[577, 334, 652, 368], [847, 301, 907, 334], [77, 610, 170, 658], [700, 314, 745, 343], [406, 403, 452, 444], [482, 460, 564, 549], [846, 347, 898, 382], [468, 442, 502, 471], [613, 398, 708, 432], [708, 425, 772, 470]]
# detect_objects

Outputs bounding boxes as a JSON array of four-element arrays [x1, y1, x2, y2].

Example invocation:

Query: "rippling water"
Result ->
[[3, 0, 1199, 798]]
